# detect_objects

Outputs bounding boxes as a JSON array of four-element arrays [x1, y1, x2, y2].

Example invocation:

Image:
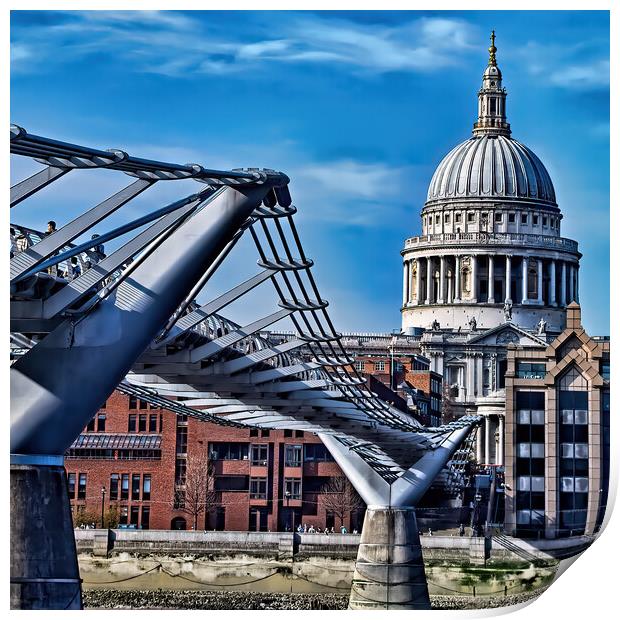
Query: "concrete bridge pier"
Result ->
[[350, 506, 429, 609], [320, 424, 475, 610], [10, 459, 81, 610]]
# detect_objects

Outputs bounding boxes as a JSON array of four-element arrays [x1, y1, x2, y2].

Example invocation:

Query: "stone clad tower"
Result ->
[[401, 32, 581, 333]]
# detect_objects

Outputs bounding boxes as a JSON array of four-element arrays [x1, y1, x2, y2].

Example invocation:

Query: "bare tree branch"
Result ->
[[319, 475, 365, 528]]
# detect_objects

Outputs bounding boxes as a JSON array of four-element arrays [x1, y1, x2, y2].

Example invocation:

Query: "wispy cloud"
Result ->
[[518, 40, 609, 91], [10, 10, 476, 77]]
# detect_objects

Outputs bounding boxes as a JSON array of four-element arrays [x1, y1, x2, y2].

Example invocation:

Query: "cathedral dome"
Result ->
[[426, 134, 557, 206]]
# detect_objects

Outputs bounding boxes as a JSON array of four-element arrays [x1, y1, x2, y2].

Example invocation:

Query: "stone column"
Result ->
[[416, 259, 423, 305], [426, 257, 432, 304], [575, 264, 580, 302], [349, 507, 430, 610], [488, 255, 495, 302], [471, 255, 478, 302], [537, 258, 543, 304], [455, 255, 461, 301], [11, 464, 82, 610], [476, 355, 483, 397], [550, 260, 557, 306], [402, 261, 409, 306], [504, 255, 511, 302], [476, 425, 484, 463], [521, 257, 528, 304], [447, 267, 453, 304], [568, 263, 574, 302], [498, 416, 505, 466], [484, 415, 492, 465], [439, 256, 446, 303], [561, 261, 567, 306]]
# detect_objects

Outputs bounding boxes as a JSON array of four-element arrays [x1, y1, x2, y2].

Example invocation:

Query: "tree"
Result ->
[[172, 446, 218, 531], [320, 476, 365, 528]]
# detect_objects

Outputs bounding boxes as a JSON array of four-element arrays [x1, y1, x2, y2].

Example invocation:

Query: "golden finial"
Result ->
[[488, 30, 497, 66]]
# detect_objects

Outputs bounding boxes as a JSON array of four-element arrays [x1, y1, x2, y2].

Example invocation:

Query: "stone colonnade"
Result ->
[[475, 413, 504, 466], [403, 254, 578, 308]]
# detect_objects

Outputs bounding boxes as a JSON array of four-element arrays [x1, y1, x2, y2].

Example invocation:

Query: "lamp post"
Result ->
[[100, 486, 106, 529], [285, 490, 291, 531]]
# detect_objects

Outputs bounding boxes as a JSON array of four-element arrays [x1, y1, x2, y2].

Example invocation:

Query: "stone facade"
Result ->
[[503, 303, 609, 539]]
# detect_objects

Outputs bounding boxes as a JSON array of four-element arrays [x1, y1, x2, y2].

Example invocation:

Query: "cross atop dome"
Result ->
[[488, 30, 497, 66]]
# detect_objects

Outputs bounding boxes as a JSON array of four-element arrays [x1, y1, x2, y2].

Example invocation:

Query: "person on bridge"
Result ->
[[340, 525, 348, 534]]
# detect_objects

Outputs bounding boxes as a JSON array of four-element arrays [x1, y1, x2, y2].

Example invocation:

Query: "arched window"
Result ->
[[171, 517, 187, 530]]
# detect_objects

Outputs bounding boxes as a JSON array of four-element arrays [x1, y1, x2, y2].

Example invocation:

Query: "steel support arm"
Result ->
[[11, 183, 274, 456]]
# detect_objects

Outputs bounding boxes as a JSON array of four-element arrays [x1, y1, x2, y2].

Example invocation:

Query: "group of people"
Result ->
[[296, 523, 357, 535], [10, 220, 106, 280]]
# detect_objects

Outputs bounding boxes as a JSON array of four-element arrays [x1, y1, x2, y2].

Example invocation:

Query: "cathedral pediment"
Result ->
[[467, 323, 547, 347]]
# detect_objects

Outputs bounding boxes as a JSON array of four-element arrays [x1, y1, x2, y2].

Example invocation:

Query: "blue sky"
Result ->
[[10, 10, 610, 335]]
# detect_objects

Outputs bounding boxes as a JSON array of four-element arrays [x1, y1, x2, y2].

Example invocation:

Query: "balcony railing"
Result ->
[[404, 231, 579, 253]]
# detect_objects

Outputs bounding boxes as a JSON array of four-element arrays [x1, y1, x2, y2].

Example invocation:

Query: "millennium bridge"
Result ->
[[10, 125, 479, 610]]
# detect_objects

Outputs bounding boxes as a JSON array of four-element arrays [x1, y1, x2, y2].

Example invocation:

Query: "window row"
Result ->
[[86, 413, 107, 432], [67, 473, 87, 500], [516, 362, 546, 379], [118, 504, 150, 529], [517, 443, 545, 458], [516, 509, 544, 526], [109, 473, 152, 501], [517, 476, 545, 492], [517, 409, 545, 425], [128, 413, 162, 433], [561, 476, 589, 493], [560, 410, 588, 425], [128, 396, 155, 410], [426, 211, 559, 228], [561, 443, 588, 459]]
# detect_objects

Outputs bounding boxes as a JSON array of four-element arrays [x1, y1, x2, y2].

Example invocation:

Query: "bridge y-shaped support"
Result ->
[[320, 427, 471, 610], [10, 184, 273, 609]]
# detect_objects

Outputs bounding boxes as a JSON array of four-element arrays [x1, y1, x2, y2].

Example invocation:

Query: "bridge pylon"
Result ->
[[321, 426, 471, 610]]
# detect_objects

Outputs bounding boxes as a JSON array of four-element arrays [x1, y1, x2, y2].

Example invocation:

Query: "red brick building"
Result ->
[[65, 390, 364, 533]]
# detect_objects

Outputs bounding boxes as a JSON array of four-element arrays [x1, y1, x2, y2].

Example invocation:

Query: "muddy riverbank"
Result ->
[[83, 588, 548, 610]]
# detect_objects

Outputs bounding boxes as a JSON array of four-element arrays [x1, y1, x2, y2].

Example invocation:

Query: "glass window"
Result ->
[[284, 478, 302, 500], [435, 214, 440, 224], [149, 414, 158, 432], [295, 430, 304, 438], [444, 214, 450, 223], [516, 510, 531, 525], [561, 477, 574, 492], [129, 395, 138, 409], [374, 361, 385, 372], [533, 215, 539, 225], [260, 429, 270, 438], [250, 444, 269, 466], [517, 476, 531, 491], [284, 444, 303, 467], [67, 473, 76, 498], [250, 428, 259, 437], [141, 506, 150, 529], [283, 429, 292, 438], [78, 473, 87, 500], [119, 506, 128, 525], [531, 410, 545, 425], [574, 410, 588, 425], [110, 474, 119, 500], [508, 213, 515, 223], [521, 213, 528, 224], [249, 477, 267, 499], [495, 213, 502, 222], [467, 212, 475, 223], [455, 213, 462, 223], [128, 414, 137, 432], [574, 443, 589, 459], [561, 443, 574, 458], [132, 474, 141, 500], [130, 506, 140, 525], [86, 417, 96, 432], [143, 474, 151, 501], [121, 474, 129, 500], [176, 427, 188, 454], [516, 362, 546, 379], [139, 414, 147, 432], [139, 399, 148, 410], [575, 477, 589, 492], [601, 361, 610, 381], [543, 216, 548, 226], [517, 410, 530, 424], [531, 477, 545, 492], [354, 360, 365, 372]]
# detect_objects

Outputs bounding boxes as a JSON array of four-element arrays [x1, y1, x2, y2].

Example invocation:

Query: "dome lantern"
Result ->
[[473, 31, 511, 138]]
